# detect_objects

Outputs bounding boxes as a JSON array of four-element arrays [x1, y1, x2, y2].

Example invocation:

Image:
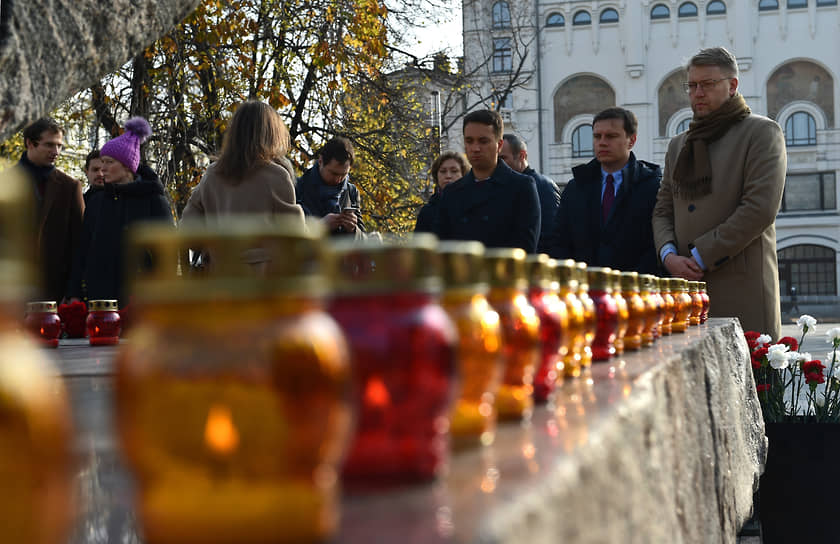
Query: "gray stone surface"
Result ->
[[0, 0, 200, 141]]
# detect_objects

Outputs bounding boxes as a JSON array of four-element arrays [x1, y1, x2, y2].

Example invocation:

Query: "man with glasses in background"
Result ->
[[15, 118, 84, 303], [653, 47, 786, 339]]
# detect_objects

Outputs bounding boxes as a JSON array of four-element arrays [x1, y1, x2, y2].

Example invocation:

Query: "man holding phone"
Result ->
[[296, 136, 365, 236]]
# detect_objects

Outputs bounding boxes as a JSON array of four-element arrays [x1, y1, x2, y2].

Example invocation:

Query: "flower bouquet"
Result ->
[[747, 315, 840, 543], [747, 314, 840, 423]]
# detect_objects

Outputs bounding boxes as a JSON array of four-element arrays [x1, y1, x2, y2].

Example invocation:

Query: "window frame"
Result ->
[[571, 124, 594, 158], [780, 171, 836, 212], [492, 1, 512, 29], [572, 10, 592, 26], [651, 4, 671, 19], [678, 2, 699, 17], [777, 244, 837, 296], [546, 12, 565, 27], [675, 118, 692, 135], [599, 8, 619, 23], [707, 0, 727, 15], [492, 38, 513, 73], [785, 111, 817, 147], [817, 0, 837, 6]]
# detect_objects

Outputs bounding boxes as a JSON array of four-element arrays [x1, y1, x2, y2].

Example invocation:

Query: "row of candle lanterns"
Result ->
[[24, 299, 122, 346]]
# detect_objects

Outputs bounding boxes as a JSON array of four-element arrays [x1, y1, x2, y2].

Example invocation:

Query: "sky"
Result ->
[[404, 3, 463, 59]]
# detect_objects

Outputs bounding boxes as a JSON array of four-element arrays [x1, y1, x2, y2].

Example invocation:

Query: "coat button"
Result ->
[[482, 215, 489, 222], [688, 204, 696, 212]]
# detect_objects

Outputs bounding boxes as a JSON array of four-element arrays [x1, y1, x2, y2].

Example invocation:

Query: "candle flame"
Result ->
[[364, 377, 390, 408], [204, 404, 239, 455]]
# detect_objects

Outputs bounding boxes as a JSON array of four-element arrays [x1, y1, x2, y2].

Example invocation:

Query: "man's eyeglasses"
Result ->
[[683, 78, 731, 93]]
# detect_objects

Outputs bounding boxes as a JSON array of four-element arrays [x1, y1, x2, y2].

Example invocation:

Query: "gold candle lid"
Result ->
[[620, 271, 639, 292], [526, 253, 553, 290], [555, 260, 578, 291], [438, 241, 486, 291], [574, 261, 589, 290], [610, 269, 622, 292], [25, 301, 57, 313], [0, 167, 37, 302], [484, 248, 528, 289], [699, 281, 707, 292], [331, 234, 441, 294], [128, 216, 328, 301], [688, 280, 700, 293], [587, 267, 612, 292], [650, 276, 661, 293], [88, 300, 119, 312], [670, 277, 688, 292], [639, 274, 655, 293]]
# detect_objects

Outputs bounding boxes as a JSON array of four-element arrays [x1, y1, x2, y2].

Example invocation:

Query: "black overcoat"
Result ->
[[546, 152, 662, 274], [433, 160, 540, 253]]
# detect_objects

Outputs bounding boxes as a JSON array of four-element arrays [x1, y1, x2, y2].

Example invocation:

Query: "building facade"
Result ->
[[463, 0, 840, 310]]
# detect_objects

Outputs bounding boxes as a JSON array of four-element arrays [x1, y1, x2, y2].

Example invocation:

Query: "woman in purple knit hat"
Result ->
[[66, 117, 173, 308]]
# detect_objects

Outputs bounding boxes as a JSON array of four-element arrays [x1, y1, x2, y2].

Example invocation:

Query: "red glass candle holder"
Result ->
[[527, 255, 568, 403], [330, 238, 457, 487], [86, 300, 121, 346], [24, 301, 61, 348], [587, 268, 618, 362]]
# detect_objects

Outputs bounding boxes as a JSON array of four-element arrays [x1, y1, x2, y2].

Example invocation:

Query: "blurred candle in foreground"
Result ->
[[485, 248, 541, 421], [116, 218, 352, 544], [330, 235, 457, 486], [439, 241, 503, 449], [0, 168, 74, 544]]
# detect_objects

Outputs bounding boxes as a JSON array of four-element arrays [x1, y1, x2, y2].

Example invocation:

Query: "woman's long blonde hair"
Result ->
[[216, 101, 290, 181]]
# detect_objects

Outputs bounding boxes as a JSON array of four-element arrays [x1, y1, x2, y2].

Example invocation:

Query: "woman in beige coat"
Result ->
[[182, 101, 305, 223]]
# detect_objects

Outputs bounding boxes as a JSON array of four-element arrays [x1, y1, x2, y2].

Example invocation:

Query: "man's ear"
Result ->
[[629, 133, 637, 149], [729, 77, 739, 97]]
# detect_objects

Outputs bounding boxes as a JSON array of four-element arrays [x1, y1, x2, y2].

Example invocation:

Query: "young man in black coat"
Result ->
[[433, 110, 541, 253], [546, 107, 662, 274]]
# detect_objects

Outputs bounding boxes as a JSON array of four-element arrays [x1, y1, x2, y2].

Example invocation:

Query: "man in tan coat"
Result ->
[[653, 47, 786, 339]]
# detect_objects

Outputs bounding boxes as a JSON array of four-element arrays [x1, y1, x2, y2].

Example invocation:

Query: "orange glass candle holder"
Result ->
[[587, 267, 618, 362], [574, 262, 596, 368], [486, 248, 541, 421], [556, 261, 585, 378], [331, 235, 457, 486], [620, 272, 645, 351], [671, 278, 692, 333], [527, 254, 568, 403], [658, 277, 675, 336], [24, 301, 61, 348], [86, 299, 121, 346], [610, 270, 629, 355], [699, 281, 710, 323], [638, 274, 659, 347], [117, 219, 353, 544], [688, 281, 704, 326], [439, 241, 503, 449]]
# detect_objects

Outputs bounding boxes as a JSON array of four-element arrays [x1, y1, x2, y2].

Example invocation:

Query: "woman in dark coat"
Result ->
[[414, 151, 469, 233], [66, 117, 172, 307]]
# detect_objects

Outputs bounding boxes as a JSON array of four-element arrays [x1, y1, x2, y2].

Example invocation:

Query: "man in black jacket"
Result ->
[[500, 133, 561, 253], [546, 107, 662, 273], [433, 110, 540, 253], [296, 137, 364, 236]]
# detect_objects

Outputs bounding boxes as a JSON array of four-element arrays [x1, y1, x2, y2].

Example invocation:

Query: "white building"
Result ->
[[463, 0, 840, 312]]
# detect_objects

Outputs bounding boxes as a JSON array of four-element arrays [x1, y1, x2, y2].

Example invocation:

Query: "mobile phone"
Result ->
[[342, 206, 359, 213]]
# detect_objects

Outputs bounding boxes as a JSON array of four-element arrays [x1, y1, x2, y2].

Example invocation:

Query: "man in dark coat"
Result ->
[[296, 136, 365, 237], [546, 107, 662, 274], [433, 109, 541, 253], [500, 133, 561, 253], [15, 118, 84, 302]]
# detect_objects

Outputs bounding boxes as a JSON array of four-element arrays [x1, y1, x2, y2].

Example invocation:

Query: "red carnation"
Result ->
[[756, 384, 771, 393], [777, 336, 799, 352], [803, 360, 826, 375], [745, 331, 761, 349], [806, 371, 826, 386]]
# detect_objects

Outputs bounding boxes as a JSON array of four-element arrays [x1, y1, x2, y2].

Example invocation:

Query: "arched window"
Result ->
[[600, 8, 619, 23], [492, 38, 512, 73], [788, 0, 808, 7], [778, 245, 837, 296], [571, 124, 593, 157], [785, 112, 817, 146], [676, 118, 692, 134], [678, 2, 699, 17], [492, 1, 511, 29], [573, 10, 592, 25], [759, 0, 779, 10], [707, 1, 727, 14], [546, 12, 565, 27], [651, 4, 671, 19]]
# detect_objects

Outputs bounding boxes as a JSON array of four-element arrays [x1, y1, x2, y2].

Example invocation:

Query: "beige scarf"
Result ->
[[672, 94, 751, 200]]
